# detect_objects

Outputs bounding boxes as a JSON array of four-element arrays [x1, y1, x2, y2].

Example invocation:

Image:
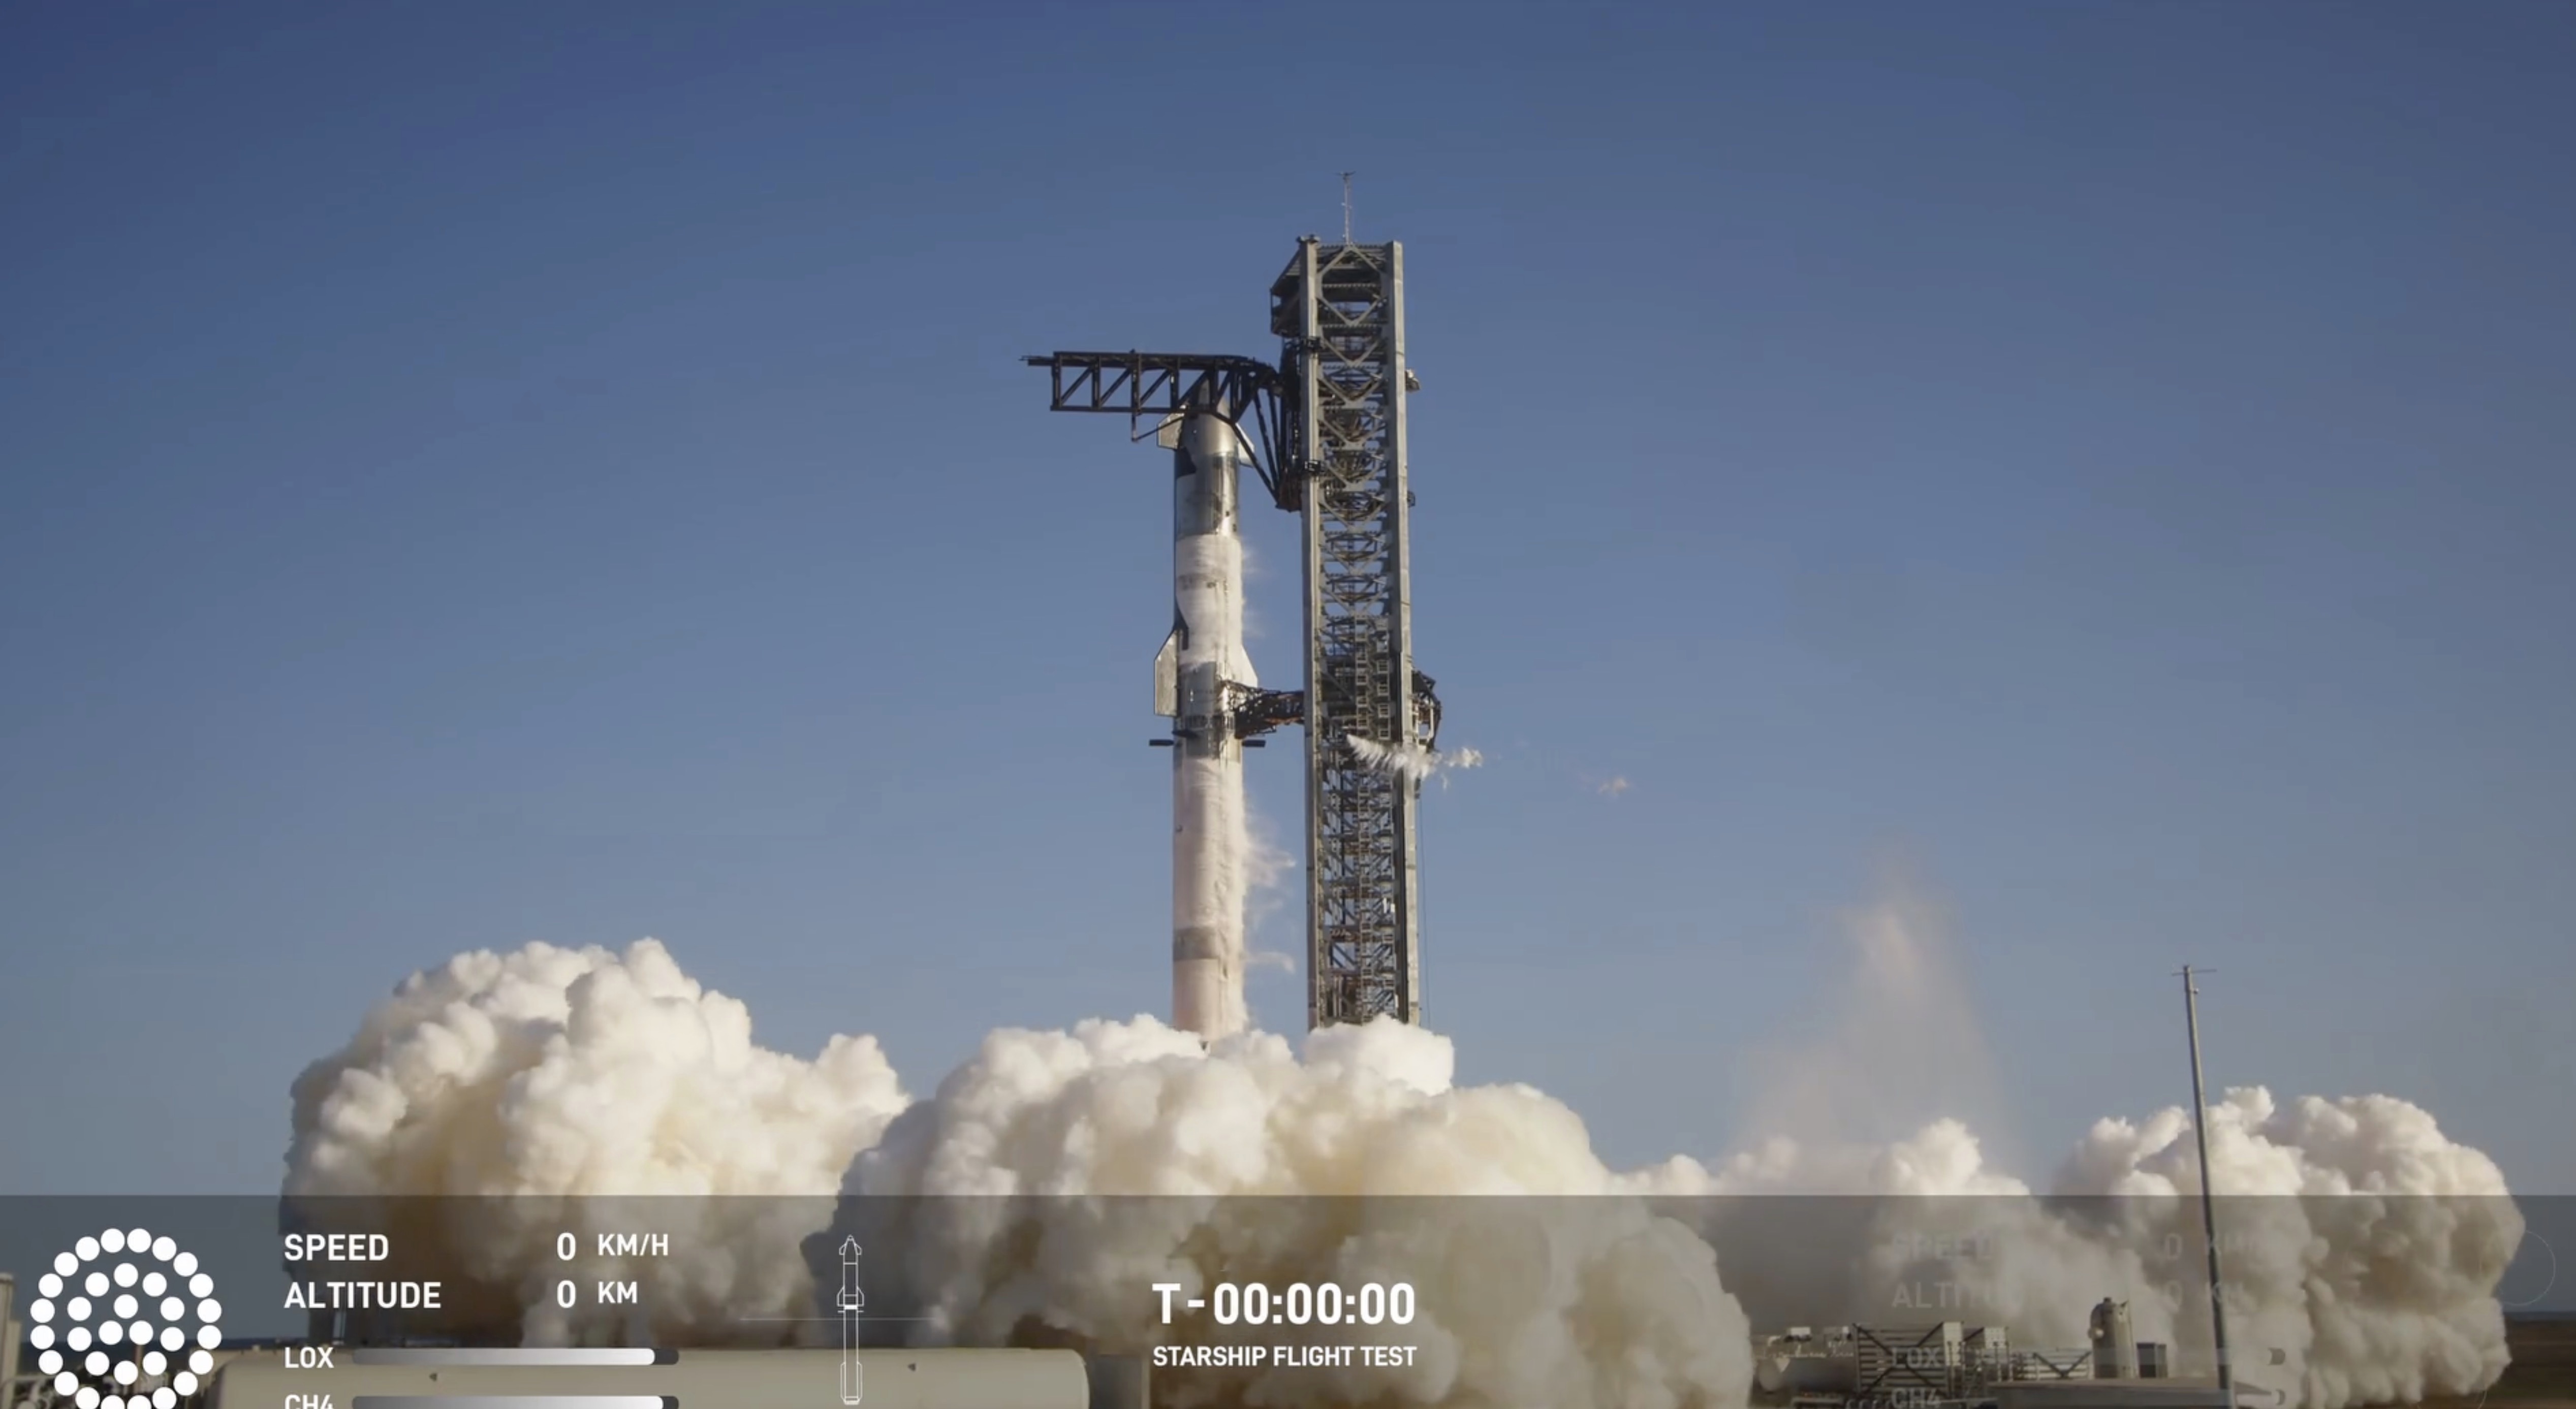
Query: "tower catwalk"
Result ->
[[1027, 236, 1441, 1033]]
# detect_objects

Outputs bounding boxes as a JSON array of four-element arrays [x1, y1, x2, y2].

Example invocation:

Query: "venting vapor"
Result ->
[[1155, 406, 1260, 1040]]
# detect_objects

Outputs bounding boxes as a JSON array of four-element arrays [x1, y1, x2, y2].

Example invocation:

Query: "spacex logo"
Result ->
[[22, 1227, 225, 1409]]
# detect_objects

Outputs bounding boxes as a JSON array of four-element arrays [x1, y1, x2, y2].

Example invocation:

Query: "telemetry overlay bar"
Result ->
[[352, 1351, 671, 1367], [355, 1397, 673, 1409]]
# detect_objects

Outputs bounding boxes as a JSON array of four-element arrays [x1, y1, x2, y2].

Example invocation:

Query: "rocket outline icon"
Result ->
[[837, 1235, 864, 1405]]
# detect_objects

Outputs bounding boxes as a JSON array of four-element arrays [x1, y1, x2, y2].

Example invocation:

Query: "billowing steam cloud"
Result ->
[[287, 940, 906, 1342], [287, 933, 2523, 1407], [2052, 1088, 2522, 1408], [845, 1015, 1754, 1409], [1614, 888, 2522, 1408], [1621, 1094, 2519, 1409]]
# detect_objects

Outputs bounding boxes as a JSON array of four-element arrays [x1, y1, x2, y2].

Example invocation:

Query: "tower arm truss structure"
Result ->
[[1026, 237, 1439, 1030], [1023, 351, 1299, 510]]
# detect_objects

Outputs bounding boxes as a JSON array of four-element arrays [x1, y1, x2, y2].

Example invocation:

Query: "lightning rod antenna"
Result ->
[[1341, 172, 1354, 243], [2178, 964, 2236, 1404]]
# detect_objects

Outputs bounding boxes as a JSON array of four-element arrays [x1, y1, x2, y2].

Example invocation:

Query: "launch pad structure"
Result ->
[[1028, 237, 1441, 1033]]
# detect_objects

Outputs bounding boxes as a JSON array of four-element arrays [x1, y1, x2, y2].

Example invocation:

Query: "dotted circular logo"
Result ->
[[23, 1227, 224, 1409]]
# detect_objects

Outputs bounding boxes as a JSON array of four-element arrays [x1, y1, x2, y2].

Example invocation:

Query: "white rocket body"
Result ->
[[1157, 408, 1255, 1040]]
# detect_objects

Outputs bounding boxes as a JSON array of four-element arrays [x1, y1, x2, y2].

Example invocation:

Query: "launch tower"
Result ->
[[1028, 236, 1441, 1031]]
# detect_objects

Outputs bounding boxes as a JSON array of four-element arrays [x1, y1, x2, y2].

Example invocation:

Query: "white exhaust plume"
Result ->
[[2051, 1088, 2522, 1408], [286, 940, 906, 1343], [1626, 1096, 2519, 1409], [1618, 1119, 2131, 1358], [846, 1015, 1756, 1409], [288, 938, 2523, 1408]]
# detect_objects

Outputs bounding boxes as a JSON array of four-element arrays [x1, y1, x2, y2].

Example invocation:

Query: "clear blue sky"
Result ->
[[3, 2, 2569, 1195]]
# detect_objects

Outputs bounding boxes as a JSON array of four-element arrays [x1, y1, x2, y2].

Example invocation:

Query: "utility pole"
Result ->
[[2179, 965, 2235, 1404]]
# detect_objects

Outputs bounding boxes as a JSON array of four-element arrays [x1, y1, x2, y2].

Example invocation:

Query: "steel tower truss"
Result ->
[[1272, 240, 1432, 1027], [1026, 237, 1439, 1030]]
